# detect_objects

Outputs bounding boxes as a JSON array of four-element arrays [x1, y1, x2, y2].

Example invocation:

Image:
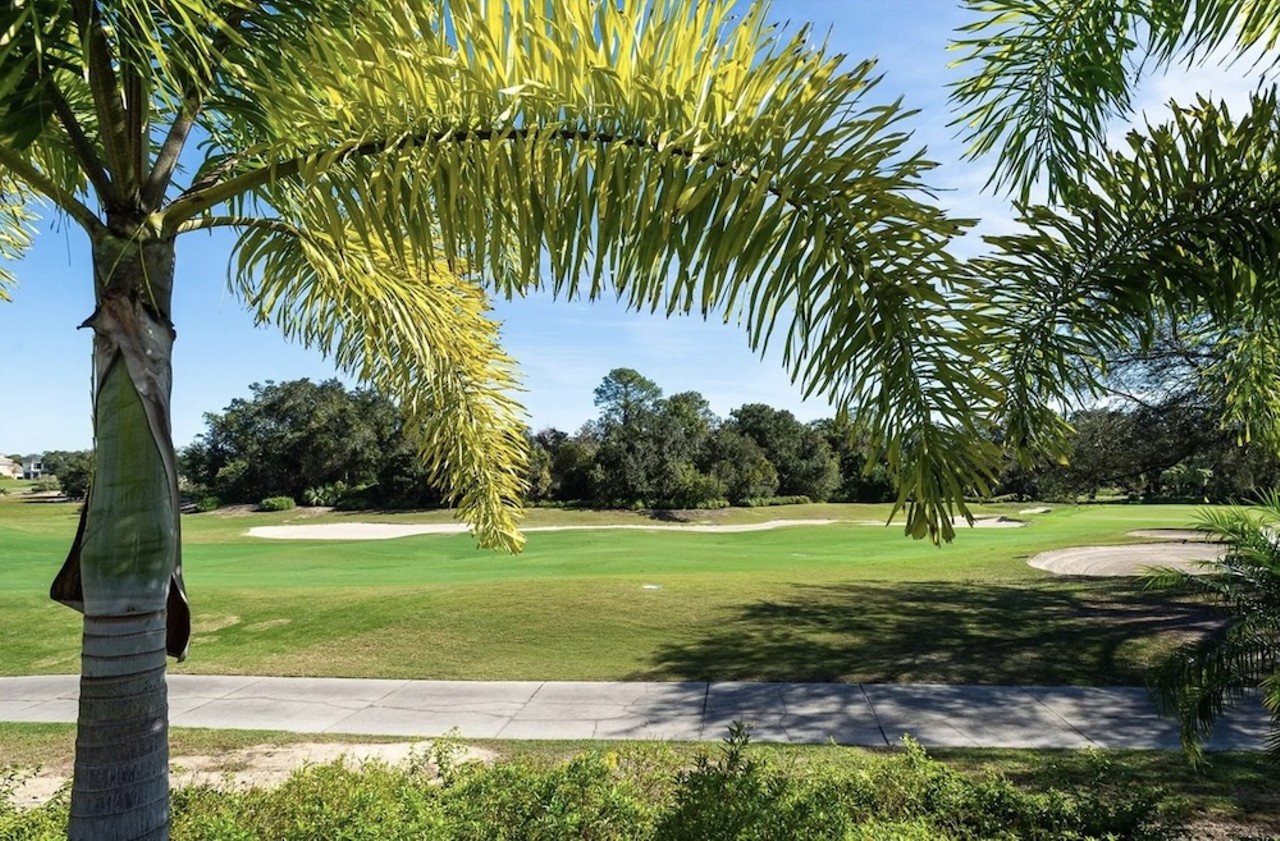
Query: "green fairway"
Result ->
[[0, 497, 1225, 683]]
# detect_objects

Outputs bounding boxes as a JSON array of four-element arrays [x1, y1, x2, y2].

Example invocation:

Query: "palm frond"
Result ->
[[968, 91, 1280, 458], [1150, 627, 1279, 764], [0, 174, 37, 299], [229, 203, 528, 551], [948, 0, 1143, 201], [168, 0, 998, 543], [950, 0, 1280, 200]]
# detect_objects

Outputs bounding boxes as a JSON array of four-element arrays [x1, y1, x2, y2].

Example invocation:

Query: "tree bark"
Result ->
[[55, 232, 190, 841]]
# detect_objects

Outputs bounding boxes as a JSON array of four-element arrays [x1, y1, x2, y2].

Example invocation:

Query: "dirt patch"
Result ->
[[1029, 543, 1224, 577], [8, 740, 496, 809]]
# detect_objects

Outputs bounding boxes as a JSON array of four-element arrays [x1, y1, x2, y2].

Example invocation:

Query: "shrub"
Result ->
[[194, 495, 221, 513], [302, 482, 348, 507], [4, 732, 1187, 841], [739, 494, 812, 507], [333, 483, 378, 511], [257, 495, 296, 512]]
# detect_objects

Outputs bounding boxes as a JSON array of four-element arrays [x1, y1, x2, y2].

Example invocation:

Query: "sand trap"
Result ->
[[853, 515, 1028, 528], [246, 518, 845, 541], [957, 515, 1026, 528], [1028, 543, 1224, 577], [10, 741, 494, 809]]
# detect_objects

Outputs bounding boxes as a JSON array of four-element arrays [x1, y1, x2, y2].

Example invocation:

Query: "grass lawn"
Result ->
[[0, 497, 1227, 684]]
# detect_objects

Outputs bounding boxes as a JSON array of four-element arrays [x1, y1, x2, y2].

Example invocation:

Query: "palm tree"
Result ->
[[1146, 495, 1280, 764], [1, 1, 1010, 837]]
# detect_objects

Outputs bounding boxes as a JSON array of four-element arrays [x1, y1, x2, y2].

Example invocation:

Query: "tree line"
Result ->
[[174, 370, 893, 510], [157, 367, 1278, 511]]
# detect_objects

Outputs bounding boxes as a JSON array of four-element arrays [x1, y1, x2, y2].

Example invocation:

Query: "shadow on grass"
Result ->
[[637, 580, 1225, 686]]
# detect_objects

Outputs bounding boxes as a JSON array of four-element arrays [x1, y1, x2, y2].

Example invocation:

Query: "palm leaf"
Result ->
[[968, 92, 1280, 459], [168, 0, 998, 543], [230, 204, 528, 551], [950, 0, 1280, 201]]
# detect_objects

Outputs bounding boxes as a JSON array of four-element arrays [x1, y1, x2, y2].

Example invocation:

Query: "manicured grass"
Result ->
[[0, 478, 41, 494], [0, 498, 1225, 683]]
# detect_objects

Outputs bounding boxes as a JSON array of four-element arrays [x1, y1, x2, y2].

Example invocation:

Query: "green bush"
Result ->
[[302, 482, 348, 507], [739, 494, 812, 507], [3, 733, 1187, 840], [193, 495, 221, 513], [257, 495, 296, 512]]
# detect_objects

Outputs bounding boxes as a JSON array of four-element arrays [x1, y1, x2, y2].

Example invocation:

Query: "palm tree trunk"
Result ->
[[54, 233, 190, 841], [71, 611, 170, 840]]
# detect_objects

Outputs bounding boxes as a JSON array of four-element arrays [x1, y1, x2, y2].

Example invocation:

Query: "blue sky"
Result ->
[[0, 1, 1260, 454]]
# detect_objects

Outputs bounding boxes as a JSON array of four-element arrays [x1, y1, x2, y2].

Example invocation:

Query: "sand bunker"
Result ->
[[955, 515, 1026, 528], [247, 518, 845, 541], [851, 515, 1028, 529], [1029, 543, 1223, 577]]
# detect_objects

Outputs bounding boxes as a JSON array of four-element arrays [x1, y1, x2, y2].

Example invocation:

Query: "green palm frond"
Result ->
[[1150, 626, 1279, 763], [1169, 0, 1280, 59], [949, 0, 1142, 201], [167, 0, 996, 543], [229, 203, 528, 551], [1148, 492, 1280, 762], [950, 0, 1280, 200], [969, 92, 1280, 454]]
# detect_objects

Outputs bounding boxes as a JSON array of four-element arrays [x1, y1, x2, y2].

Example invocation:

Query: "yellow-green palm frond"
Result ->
[[0, 174, 36, 300], [169, 0, 1000, 543], [228, 200, 528, 551]]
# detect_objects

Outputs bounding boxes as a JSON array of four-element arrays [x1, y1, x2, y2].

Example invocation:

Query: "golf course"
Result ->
[[9, 489, 1280, 836], [0, 493, 1227, 686]]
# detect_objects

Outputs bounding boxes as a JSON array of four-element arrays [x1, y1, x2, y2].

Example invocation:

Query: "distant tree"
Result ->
[[813, 418, 896, 503], [533, 428, 569, 455], [42, 450, 94, 499], [525, 434, 554, 502], [700, 427, 779, 502], [185, 379, 401, 502], [549, 432, 598, 503], [728, 404, 840, 501], [593, 368, 663, 431]]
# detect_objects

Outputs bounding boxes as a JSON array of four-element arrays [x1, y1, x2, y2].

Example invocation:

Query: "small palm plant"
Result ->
[[1146, 492, 1280, 764]]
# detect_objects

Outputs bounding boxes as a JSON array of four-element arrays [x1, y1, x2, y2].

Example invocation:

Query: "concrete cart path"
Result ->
[[1, 675, 1268, 750]]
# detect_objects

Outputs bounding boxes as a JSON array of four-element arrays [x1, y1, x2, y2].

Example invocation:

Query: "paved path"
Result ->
[[1, 676, 1268, 750]]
